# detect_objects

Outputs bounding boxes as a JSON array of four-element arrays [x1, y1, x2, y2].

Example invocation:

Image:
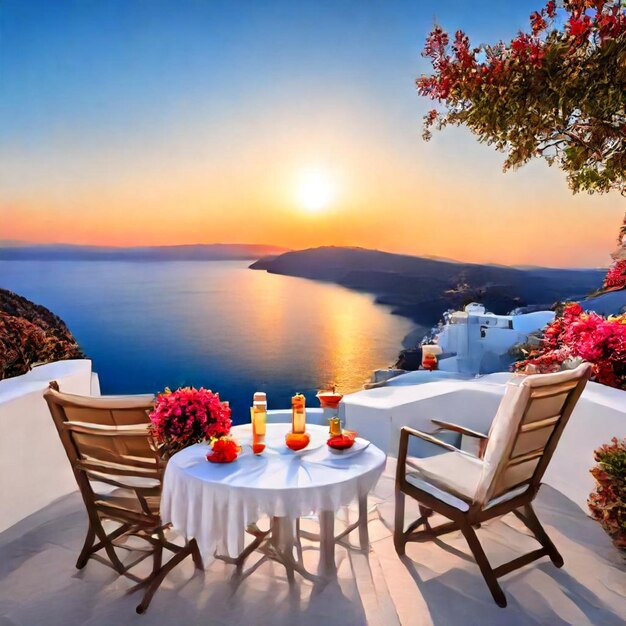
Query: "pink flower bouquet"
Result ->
[[149, 386, 232, 454]]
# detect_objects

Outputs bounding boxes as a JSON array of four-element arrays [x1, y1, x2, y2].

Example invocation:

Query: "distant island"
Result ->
[[0, 242, 289, 262], [251, 246, 606, 338]]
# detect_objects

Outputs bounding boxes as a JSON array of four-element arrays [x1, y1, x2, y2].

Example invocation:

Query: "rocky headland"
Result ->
[[251, 247, 605, 324], [251, 246, 607, 367], [0, 289, 83, 380]]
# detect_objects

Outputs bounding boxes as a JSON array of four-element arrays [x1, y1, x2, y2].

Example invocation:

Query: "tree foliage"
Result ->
[[418, 0, 626, 194]]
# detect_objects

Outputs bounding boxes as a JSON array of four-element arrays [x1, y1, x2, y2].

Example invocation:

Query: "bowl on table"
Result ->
[[327, 431, 357, 454]]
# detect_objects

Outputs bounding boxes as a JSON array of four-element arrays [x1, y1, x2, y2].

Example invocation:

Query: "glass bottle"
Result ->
[[291, 393, 306, 434], [251, 392, 267, 454]]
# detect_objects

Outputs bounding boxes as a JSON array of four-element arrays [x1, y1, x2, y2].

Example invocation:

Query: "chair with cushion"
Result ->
[[394, 363, 592, 607], [44, 382, 203, 614]]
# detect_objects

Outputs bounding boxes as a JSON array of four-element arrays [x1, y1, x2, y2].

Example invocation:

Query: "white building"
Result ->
[[434, 303, 555, 375]]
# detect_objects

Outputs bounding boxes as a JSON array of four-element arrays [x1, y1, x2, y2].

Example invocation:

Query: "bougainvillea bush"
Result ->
[[588, 437, 626, 550], [603, 259, 626, 290], [514, 302, 626, 389], [602, 216, 626, 291], [149, 387, 232, 452], [417, 0, 626, 195]]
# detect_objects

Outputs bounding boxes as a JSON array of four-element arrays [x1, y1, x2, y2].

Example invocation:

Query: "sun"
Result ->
[[296, 167, 336, 213]]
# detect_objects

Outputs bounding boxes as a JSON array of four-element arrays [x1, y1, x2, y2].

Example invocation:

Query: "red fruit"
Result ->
[[285, 432, 310, 451], [207, 437, 240, 463], [327, 435, 355, 450]]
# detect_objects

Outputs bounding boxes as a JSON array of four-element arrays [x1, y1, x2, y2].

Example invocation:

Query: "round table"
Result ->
[[161, 423, 386, 579]]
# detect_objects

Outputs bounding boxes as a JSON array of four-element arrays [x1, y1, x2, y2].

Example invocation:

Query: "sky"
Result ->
[[0, 0, 623, 267]]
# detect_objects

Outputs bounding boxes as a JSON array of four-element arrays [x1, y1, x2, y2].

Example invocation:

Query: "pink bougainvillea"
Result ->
[[149, 386, 232, 451], [514, 302, 626, 389], [602, 215, 626, 291], [603, 259, 626, 291]]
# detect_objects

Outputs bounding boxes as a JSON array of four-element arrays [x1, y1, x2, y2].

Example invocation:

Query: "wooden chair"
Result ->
[[44, 382, 203, 614], [394, 363, 592, 607]]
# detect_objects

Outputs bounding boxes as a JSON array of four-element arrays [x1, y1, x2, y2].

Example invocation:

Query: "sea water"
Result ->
[[0, 259, 413, 422]]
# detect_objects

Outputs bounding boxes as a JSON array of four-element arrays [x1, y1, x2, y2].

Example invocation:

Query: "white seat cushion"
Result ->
[[405, 474, 530, 512], [406, 451, 484, 502], [405, 475, 470, 511]]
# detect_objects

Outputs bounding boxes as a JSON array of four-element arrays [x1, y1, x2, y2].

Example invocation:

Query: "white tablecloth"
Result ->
[[161, 423, 386, 561]]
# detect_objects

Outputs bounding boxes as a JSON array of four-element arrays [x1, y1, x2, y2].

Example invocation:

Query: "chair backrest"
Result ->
[[44, 382, 160, 521], [474, 363, 592, 507]]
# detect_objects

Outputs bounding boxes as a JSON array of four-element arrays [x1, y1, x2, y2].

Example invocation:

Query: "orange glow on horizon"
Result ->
[[2, 118, 622, 269]]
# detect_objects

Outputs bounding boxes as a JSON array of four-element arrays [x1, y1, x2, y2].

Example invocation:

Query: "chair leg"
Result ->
[[190, 538, 204, 570], [418, 504, 434, 522], [294, 518, 304, 563], [394, 489, 406, 556], [136, 543, 193, 614], [402, 503, 434, 539], [515, 504, 564, 568], [460, 521, 507, 608], [151, 538, 163, 578], [92, 518, 127, 575], [76, 522, 96, 569]]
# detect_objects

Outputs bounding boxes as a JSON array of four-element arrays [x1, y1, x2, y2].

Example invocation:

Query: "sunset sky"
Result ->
[[1, 0, 623, 267]]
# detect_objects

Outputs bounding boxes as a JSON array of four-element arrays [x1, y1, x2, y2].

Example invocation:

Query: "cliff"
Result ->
[[0, 289, 84, 380], [251, 247, 606, 329]]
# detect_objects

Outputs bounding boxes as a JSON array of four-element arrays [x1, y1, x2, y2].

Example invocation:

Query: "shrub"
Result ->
[[588, 437, 626, 550], [514, 302, 626, 390]]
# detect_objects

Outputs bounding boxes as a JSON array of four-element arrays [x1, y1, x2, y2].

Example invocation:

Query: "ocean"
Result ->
[[0, 259, 413, 422]]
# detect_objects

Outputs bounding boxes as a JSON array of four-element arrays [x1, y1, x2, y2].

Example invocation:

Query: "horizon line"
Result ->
[[0, 240, 608, 271]]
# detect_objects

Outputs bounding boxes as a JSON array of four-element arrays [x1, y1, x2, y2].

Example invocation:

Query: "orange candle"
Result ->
[[291, 393, 306, 434]]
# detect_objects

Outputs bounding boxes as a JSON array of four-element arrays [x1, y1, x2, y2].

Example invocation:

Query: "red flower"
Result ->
[[425, 109, 438, 126], [511, 33, 530, 55], [531, 11, 547, 33], [568, 15, 592, 38]]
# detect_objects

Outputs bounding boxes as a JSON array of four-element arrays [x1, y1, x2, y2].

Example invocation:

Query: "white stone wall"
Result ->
[[0, 360, 97, 532]]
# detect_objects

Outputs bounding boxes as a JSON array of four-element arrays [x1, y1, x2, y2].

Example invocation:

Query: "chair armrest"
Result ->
[[396, 426, 465, 484], [403, 426, 461, 451], [431, 419, 488, 439]]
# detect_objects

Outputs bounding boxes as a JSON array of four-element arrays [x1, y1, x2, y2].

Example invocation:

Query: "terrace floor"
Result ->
[[1, 459, 624, 626]]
